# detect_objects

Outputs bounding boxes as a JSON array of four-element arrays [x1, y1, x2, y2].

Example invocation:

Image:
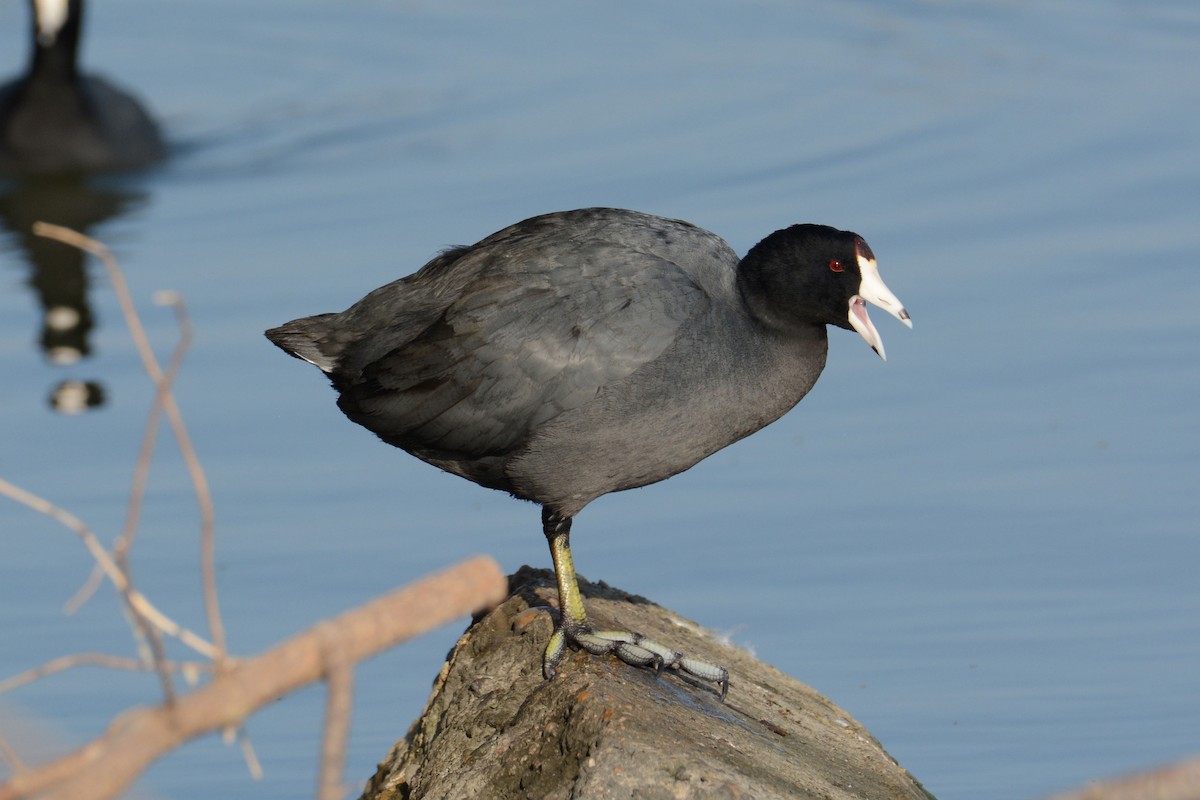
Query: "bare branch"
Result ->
[[0, 653, 213, 695], [109, 291, 196, 704], [0, 735, 27, 776], [0, 555, 508, 800], [317, 624, 355, 800], [4, 229, 509, 800], [66, 293, 194, 618], [69, 290, 196, 616], [120, 291, 193, 559], [32, 223, 228, 668], [236, 728, 263, 781], [0, 477, 218, 660], [121, 597, 178, 705], [63, 565, 104, 615], [1045, 755, 1200, 800]]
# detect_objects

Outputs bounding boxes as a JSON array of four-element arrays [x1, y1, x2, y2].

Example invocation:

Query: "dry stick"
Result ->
[[1045, 756, 1200, 800], [2, 461, 179, 702], [316, 625, 355, 800], [0, 735, 26, 776], [235, 728, 264, 781], [66, 291, 195, 617], [119, 604, 178, 704], [0, 653, 212, 695], [0, 556, 508, 800], [118, 587, 178, 704], [28, 231, 253, 763], [26, 223, 180, 684], [116, 290, 195, 569], [107, 293, 196, 704], [32, 223, 228, 669], [63, 550, 105, 614], [0, 477, 219, 661]]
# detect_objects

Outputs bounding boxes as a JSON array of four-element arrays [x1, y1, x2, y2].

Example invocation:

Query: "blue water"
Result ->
[[2, 1, 1198, 798]]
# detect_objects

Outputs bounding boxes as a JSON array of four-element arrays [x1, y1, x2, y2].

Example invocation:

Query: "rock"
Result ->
[[362, 567, 936, 800]]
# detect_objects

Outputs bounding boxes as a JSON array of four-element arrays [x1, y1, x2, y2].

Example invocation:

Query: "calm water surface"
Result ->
[[2, 1, 1198, 798]]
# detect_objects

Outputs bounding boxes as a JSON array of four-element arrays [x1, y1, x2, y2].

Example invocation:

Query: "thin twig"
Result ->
[[32, 223, 228, 670], [0, 735, 27, 776], [120, 605, 177, 705], [117, 291, 194, 566], [110, 292, 195, 704], [24, 225, 196, 700], [0, 653, 213, 695], [63, 562, 104, 615], [0, 477, 218, 660], [237, 728, 263, 781], [67, 292, 194, 616]]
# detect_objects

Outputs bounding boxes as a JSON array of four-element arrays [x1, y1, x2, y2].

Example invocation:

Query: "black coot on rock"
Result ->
[[266, 207, 911, 699], [0, 0, 165, 175]]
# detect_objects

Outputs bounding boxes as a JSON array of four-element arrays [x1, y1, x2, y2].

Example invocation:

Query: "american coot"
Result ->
[[266, 207, 911, 699], [0, 0, 165, 175]]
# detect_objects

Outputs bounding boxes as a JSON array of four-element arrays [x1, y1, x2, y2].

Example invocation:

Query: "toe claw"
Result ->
[[678, 656, 730, 700]]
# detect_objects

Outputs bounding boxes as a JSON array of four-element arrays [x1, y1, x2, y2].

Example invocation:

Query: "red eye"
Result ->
[[829, 260, 844, 272]]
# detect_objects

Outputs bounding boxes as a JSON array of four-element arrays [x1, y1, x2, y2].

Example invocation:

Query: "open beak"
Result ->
[[847, 251, 911, 361]]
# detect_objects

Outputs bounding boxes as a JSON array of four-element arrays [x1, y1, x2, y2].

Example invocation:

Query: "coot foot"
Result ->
[[544, 623, 730, 700], [542, 507, 730, 701]]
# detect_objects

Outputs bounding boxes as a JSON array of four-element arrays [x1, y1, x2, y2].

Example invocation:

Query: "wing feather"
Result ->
[[340, 248, 706, 457]]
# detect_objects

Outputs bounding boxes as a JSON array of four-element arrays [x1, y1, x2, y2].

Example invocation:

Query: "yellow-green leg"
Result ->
[[540, 507, 730, 700], [542, 508, 586, 677]]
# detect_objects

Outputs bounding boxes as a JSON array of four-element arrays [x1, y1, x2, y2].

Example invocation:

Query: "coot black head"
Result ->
[[738, 223, 910, 359], [266, 207, 911, 698], [0, 0, 166, 175]]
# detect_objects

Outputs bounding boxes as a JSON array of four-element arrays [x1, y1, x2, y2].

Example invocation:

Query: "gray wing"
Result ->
[[336, 222, 717, 457]]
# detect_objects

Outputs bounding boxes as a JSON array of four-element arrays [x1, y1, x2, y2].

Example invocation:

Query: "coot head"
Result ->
[[738, 223, 911, 359]]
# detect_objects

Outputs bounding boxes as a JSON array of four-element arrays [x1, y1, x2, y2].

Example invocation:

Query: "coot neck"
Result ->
[[734, 229, 826, 338]]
